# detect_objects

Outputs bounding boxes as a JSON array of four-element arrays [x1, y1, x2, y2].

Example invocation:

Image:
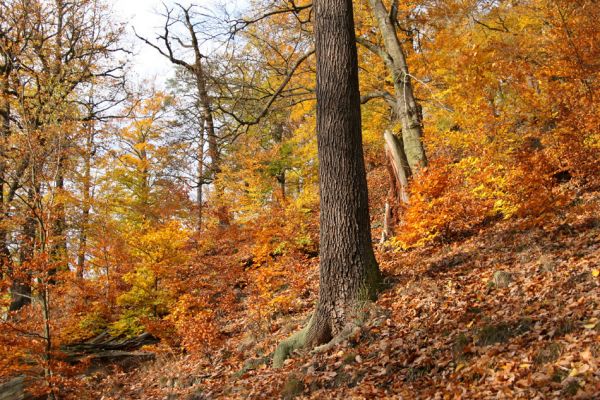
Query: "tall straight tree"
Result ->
[[137, 4, 222, 230], [273, 0, 381, 368]]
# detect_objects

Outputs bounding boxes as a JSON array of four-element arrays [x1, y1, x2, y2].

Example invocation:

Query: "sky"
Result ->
[[112, 0, 176, 85], [111, 0, 245, 87]]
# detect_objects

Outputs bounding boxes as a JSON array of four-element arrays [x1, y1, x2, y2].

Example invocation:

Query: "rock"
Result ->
[[538, 255, 557, 273], [491, 271, 513, 288]]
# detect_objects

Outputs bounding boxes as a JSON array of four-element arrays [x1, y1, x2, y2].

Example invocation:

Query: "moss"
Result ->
[[534, 343, 562, 365], [281, 376, 304, 400], [476, 323, 512, 346], [233, 356, 270, 378], [452, 333, 471, 360], [561, 379, 580, 397], [272, 262, 380, 369], [273, 325, 309, 369]]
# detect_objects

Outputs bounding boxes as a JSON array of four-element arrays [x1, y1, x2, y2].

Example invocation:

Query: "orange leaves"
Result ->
[[166, 293, 222, 355], [243, 205, 316, 327], [389, 0, 600, 248], [393, 157, 492, 248]]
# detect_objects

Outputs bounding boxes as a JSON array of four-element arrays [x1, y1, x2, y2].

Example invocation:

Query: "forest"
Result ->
[[0, 0, 598, 398]]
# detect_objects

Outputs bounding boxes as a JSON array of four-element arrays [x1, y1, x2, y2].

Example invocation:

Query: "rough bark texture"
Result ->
[[367, 0, 427, 173], [274, 0, 381, 368], [50, 156, 67, 276]]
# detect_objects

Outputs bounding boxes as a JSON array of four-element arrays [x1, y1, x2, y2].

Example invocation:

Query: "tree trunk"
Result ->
[[0, 66, 11, 277], [274, 0, 381, 367], [384, 130, 410, 204], [184, 11, 228, 227], [77, 122, 94, 278], [381, 131, 410, 241], [367, 0, 427, 173], [50, 155, 67, 276], [9, 189, 35, 312], [196, 115, 205, 233]]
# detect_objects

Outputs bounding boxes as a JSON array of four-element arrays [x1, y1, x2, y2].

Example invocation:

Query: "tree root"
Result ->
[[311, 324, 361, 354], [272, 325, 310, 369], [272, 302, 378, 368]]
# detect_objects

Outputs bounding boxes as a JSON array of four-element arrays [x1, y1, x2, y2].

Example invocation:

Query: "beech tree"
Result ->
[[361, 0, 427, 174], [273, 0, 381, 367]]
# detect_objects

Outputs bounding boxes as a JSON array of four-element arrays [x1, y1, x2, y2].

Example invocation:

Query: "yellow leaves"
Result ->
[[592, 269, 600, 278], [582, 318, 597, 330], [580, 350, 593, 362], [126, 220, 190, 267], [569, 363, 591, 377]]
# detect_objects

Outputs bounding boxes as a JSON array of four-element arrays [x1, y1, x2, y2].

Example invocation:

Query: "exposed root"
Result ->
[[272, 302, 379, 368], [272, 325, 310, 369], [312, 324, 361, 354]]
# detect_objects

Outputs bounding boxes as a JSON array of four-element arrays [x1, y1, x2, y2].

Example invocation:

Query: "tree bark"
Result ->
[[196, 115, 205, 233], [182, 6, 226, 226], [0, 65, 11, 276], [49, 0, 68, 278], [50, 155, 67, 275], [9, 188, 35, 312], [381, 131, 410, 241], [77, 122, 94, 278], [274, 0, 381, 367], [384, 130, 410, 204], [366, 0, 427, 174]]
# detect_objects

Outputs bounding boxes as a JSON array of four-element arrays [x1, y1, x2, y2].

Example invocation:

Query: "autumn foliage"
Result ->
[[0, 0, 599, 399]]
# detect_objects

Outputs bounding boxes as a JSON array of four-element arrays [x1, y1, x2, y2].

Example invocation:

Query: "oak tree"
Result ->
[[273, 0, 381, 367]]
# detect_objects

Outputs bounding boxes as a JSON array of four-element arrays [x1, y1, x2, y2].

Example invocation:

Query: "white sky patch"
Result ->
[[112, 0, 176, 87], [111, 0, 247, 88]]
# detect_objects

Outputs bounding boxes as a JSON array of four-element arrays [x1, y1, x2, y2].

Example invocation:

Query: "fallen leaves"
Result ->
[[87, 191, 600, 399]]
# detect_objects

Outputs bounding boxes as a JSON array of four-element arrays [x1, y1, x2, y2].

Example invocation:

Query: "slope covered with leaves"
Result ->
[[91, 186, 600, 399]]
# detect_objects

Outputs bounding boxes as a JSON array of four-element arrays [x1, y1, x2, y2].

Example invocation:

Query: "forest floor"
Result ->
[[98, 189, 600, 399]]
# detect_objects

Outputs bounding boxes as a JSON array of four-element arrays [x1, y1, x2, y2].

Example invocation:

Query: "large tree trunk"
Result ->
[[274, 0, 381, 367], [367, 0, 427, 174]]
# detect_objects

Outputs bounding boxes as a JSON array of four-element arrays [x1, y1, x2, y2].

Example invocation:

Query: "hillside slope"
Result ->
[[98, 190, 600, 399]]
